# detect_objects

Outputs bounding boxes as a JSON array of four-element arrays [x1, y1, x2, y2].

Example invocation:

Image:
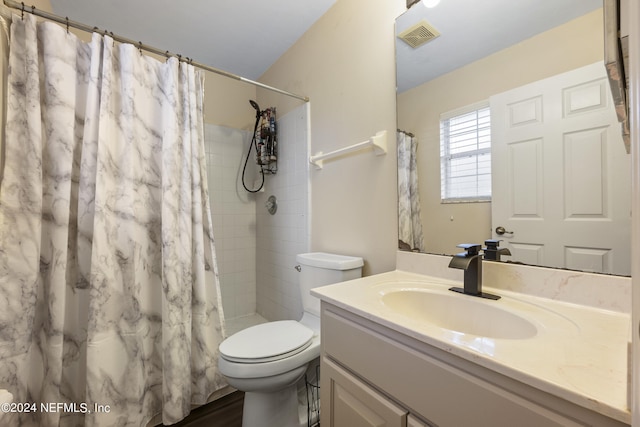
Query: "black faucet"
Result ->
[[483, 239, 511, 261], [448, 243, 500, 300]]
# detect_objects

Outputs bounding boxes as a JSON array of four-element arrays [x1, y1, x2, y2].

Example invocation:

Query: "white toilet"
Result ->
[[218, 252, 363, 427]]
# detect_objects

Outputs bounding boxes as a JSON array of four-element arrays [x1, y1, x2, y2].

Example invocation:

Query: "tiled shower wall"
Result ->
[[204, 124, 256, 319], [256, 104, 310, 321], [204, 103, 309, 322]]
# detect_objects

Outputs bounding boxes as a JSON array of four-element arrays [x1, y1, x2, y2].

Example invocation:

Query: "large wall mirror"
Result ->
[[396, 0, 631, 276]]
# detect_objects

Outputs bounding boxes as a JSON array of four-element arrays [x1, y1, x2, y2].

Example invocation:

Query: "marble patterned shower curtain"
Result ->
[[0, 14, 226, 427], [397, 131, 425, 252]]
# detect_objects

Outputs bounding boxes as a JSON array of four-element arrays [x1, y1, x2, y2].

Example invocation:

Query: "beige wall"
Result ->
[[203, 73, 255, 129], [259, 0, 406, 275], [22, 0, 52, 12], [397, 9, 604, 256]]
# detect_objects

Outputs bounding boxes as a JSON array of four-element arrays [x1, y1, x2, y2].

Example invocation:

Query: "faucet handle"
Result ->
[[484, 239, 502, 250], [483, 239, 511, 261], [456, 243, 481, 256]]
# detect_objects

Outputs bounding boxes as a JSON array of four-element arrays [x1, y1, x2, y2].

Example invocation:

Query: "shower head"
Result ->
[[249, 100, 261, 116]]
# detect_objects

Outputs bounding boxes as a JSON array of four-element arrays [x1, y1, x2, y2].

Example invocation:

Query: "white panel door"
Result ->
[[491, 62, 630, 275]]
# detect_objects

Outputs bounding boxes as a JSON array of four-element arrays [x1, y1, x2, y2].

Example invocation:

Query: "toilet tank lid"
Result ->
[[296, 252, 363, 270]]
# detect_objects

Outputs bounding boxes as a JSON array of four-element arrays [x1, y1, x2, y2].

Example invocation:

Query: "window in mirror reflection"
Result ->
[[440, 101, 491, 203]]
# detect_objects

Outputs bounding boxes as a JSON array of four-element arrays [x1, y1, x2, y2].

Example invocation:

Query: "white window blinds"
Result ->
[[440, 102, 491, 202]]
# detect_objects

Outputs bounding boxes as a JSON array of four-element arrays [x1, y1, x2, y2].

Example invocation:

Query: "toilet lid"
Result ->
[[219, 320, 314, 363]]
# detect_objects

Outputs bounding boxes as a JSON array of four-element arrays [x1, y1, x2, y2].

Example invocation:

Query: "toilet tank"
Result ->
[[296, 252, 363, 317]]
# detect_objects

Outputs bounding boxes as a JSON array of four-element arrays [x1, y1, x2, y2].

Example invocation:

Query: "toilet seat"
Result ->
[[219, 320, 314, 364]]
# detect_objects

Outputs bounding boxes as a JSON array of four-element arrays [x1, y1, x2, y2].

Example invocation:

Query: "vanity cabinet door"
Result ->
[[322, 357, 407, 427]]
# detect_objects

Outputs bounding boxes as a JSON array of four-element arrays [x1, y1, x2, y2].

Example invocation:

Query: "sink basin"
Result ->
[[381, 289, 537, 339]]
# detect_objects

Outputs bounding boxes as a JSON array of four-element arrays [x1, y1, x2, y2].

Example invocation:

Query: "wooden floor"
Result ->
[[164, 391, 244, 427]]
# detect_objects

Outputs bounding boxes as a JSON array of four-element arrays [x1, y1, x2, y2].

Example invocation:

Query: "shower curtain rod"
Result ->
[[2, 0, 310, 102]]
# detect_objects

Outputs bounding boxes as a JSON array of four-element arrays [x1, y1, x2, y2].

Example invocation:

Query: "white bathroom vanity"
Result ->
[[312, 260, 631, 427]]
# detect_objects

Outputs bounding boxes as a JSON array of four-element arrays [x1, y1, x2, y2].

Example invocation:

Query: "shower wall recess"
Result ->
[[205, 103, 310, 322], [205, 124, 257, 319], [256, 104, 310, 321]]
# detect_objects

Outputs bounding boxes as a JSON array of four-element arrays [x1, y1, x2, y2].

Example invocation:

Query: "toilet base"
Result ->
[[242, 385, 300, 427]]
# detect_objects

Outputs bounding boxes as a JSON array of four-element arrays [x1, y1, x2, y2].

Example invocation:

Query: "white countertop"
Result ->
[[312, 270, 631, 424]]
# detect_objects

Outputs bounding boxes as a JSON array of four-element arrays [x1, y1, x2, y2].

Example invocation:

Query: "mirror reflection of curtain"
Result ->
[[397, 131, 424, 252]]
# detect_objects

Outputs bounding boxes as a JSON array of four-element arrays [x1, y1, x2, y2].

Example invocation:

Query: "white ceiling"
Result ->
[[48, 0, 602, 92], [50, 0, 337, 81], [396, 0, 603, 92]]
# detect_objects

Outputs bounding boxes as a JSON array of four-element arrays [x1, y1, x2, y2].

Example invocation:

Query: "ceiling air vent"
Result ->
[[398, 20, 440, 48]]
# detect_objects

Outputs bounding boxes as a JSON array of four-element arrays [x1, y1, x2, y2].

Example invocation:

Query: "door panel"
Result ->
[[491, 62, 630, 275]]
